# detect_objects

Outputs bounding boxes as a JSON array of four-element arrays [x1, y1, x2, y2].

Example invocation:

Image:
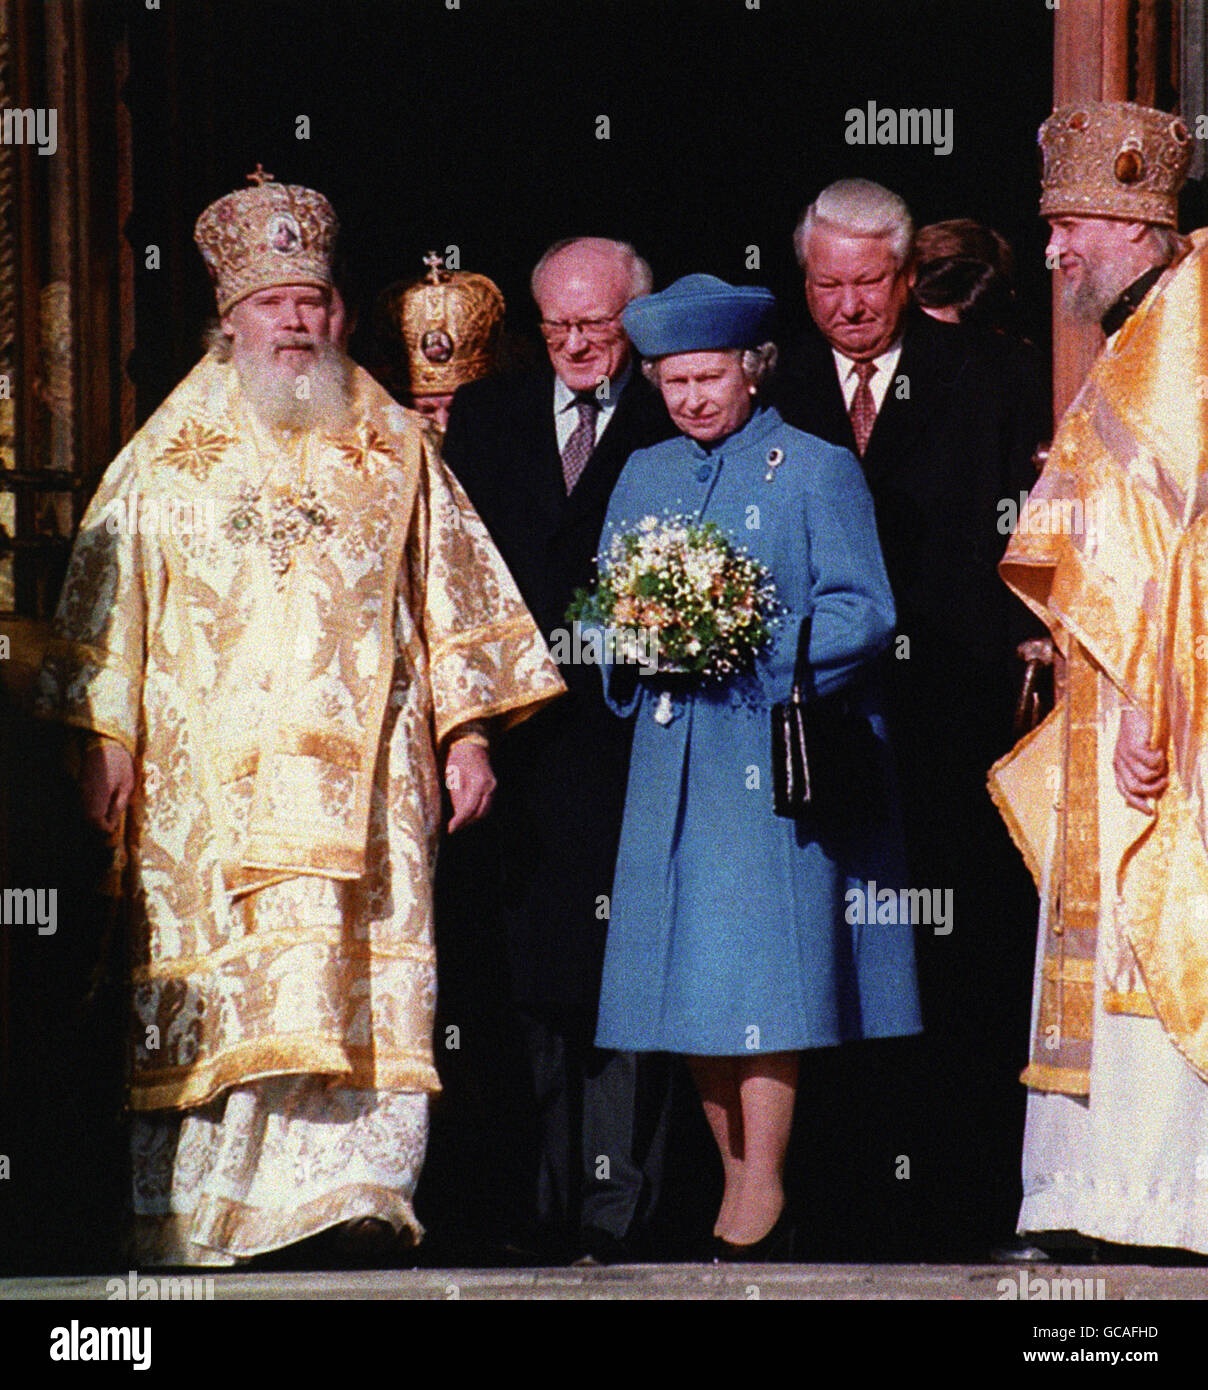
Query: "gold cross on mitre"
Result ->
[[423, 250, 447, 283], [246, 163, 275, 186]]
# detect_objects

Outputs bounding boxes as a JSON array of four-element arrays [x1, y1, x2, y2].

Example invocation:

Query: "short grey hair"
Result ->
[[641, 342, 778, 389], [1145, 224, 1189, 266], [794, 178, 914, 270], [530, 236, 653, 305]]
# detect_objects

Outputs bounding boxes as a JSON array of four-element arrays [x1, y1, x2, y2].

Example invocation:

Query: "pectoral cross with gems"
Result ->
[[224, 484, 335, 587]]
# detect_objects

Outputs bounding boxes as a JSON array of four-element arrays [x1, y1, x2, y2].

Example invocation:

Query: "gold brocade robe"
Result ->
[[991, 229, 1208, 1096], [38, 354, 564, 1111]]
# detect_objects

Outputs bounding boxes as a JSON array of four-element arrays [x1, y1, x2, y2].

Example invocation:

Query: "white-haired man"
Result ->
[[37, 168, 564, 1266], [773, 178, 1050, 1259], [993, 103, 1208, 1257], [440, 236, 675, 1264]]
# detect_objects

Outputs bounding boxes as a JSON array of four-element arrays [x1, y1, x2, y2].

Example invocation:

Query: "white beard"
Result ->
[[228, 337, 354, 433], [1060, 258, 1137, 326]]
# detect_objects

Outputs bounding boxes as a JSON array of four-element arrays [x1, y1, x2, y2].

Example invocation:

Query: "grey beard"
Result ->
[[229, 339, 354, 432], [1061, 259, 1137, 326]]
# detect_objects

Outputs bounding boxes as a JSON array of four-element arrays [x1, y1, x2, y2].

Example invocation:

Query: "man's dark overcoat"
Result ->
[[441, 366, 673, 1026], [771, 308, 1051, 1256], [772, 308, 1049, 712]]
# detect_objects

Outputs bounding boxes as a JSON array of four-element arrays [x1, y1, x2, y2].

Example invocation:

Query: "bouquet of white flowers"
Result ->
[[567, 514, 779, 680]]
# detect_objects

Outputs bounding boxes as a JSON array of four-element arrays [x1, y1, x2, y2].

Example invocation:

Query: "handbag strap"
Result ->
[[790, 609, 817, 702]]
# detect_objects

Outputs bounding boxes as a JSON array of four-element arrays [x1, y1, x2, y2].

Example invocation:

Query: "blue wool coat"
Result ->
[[593, 405, 922, 1055]]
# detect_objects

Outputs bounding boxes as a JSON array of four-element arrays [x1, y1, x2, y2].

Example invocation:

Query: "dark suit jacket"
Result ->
[[773, 313, 1050, 1258], [441, 366, 674, 1023], [771, 309, 1050, 771]]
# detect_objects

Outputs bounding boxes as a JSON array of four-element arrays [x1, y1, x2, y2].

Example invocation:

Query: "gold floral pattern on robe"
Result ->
[[131, 1076, 430, 1261], [157, 421, 237, 480], [991, 229, 1208, 1094], [38, 354, 565, 1111]]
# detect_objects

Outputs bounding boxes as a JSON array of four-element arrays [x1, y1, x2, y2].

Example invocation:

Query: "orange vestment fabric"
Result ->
[[991, 230, 1208, 1095]]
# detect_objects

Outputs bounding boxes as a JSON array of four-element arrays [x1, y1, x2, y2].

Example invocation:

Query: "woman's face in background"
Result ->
[[656, 351, 753, 444]]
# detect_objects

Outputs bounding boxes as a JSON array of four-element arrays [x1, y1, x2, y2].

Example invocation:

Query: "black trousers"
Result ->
[[517, 1009, 671, 1245]]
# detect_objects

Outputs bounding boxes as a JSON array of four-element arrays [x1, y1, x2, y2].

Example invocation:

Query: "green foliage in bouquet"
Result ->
[[567, 514, 779, 679]]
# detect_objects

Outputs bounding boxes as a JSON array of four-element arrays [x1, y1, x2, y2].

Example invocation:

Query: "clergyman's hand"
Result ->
[[81, 738, 135, 834], [1113, 706, 1168, 813], [444, 739, 496, 832]]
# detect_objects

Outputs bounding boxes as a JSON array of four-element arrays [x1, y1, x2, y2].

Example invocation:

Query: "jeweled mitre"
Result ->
[[376, 253, 505, 397], [1039, 101, 1192, 227], [194, 165, 338, 314]]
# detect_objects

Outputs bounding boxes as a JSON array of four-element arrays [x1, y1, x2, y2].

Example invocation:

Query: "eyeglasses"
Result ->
[[539, 313, 623, 344]]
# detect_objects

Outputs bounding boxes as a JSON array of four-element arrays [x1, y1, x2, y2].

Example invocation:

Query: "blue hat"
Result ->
[[622, 274, 776, 357]]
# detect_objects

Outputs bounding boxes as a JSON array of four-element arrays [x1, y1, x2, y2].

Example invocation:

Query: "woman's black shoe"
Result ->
[[715, 1208, 795, 1263]]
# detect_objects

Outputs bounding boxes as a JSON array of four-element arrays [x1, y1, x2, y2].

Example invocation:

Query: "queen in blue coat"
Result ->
[[592, 275, 921, 1258]]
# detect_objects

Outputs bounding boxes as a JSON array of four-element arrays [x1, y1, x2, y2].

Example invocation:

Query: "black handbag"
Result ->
[[771, 611, 883, 823]]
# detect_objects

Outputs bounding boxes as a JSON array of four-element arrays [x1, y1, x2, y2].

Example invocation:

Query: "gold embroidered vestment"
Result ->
[[38, 354, 564, 1110], [991, 230, 1208, 1095]]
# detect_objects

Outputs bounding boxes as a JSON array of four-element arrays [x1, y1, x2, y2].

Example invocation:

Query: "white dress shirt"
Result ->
[[832, 343, 903, 418], [553, 363, 632, 454]]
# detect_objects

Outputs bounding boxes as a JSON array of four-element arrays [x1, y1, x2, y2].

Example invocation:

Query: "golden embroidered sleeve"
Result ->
[[38, 440, 150, 755], [411, 433, 565, 748]]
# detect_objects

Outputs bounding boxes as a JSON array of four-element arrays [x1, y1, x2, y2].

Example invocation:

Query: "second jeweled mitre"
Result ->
[[376, 253, 505, 398]]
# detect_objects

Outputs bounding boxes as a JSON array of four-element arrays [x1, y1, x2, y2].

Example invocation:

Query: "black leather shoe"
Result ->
[[715, 1208, 795, 1263], [572, 1228, 635, 1266], [326, 1217, 403, 1267], [497, 1227, 575, 1267], [251, 1217, 407, 1271]]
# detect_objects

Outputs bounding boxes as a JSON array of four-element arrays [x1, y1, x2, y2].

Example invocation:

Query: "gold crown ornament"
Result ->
[[377, 252, 505, 396], [194, 164, 339, 314], [1039, 102, 1193, 227]]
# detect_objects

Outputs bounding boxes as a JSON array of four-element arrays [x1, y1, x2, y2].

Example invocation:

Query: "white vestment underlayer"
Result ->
[[1018, 691, 1208, 1253], [37, 354, 565, 1262], [132, 1080, 429, 1265]]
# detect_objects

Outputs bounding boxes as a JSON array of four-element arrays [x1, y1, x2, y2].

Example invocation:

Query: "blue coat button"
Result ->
[[695, 463, 712, 482]]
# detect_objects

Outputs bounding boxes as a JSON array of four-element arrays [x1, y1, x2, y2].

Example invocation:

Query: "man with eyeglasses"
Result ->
[[440, 237, 674, 1265]]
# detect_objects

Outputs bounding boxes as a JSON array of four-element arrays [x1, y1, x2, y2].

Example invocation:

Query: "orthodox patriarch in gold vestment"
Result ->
[[991, 103, 1208, 1252], [37, 169, 564, 1263]]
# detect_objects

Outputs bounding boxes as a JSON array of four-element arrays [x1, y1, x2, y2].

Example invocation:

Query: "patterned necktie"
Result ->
[[561, 396, 599, 492], [848, 360, 878, 457]]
